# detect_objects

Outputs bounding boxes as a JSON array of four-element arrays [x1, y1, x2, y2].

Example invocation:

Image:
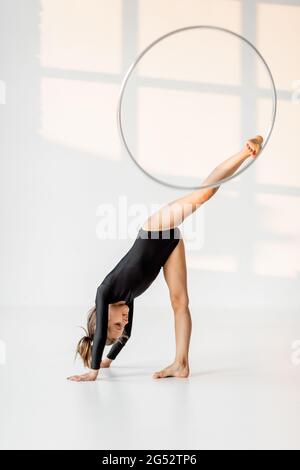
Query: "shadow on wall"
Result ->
[[1, 0, 299, 310]]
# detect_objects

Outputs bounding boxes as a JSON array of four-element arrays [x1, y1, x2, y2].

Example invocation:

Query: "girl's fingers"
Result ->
[[68, 373, 96, 381]]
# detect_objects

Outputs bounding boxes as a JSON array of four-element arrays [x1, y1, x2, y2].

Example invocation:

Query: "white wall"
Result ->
[[0, 0, 300, 317]]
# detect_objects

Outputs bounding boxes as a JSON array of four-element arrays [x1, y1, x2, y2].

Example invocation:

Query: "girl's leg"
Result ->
[[153, 239, 191, 379], [143, 136, 263, 231]]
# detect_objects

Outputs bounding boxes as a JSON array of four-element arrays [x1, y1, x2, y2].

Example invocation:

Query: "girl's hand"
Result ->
[[67, 370, 99, 382], [100, 358, 113, 368]]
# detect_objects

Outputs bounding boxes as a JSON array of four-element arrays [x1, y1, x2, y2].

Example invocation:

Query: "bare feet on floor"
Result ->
[[153, 361, 190, 379]]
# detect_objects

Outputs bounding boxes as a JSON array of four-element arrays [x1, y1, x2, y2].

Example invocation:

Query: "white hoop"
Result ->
[[117, 25, 277, 190]]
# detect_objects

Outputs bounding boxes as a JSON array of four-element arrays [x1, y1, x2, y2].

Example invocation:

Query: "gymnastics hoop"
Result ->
[[117, 25, 277, 190]]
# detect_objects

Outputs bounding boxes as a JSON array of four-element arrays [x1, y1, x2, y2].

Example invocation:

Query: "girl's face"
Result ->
[[108, 302, 129, 341]]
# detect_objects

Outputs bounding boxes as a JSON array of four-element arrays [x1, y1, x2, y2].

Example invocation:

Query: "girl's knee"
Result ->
[[170, 293, 189, 311]]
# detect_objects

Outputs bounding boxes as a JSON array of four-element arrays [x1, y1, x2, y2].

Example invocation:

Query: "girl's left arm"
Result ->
[[106, 300, 134, 361]]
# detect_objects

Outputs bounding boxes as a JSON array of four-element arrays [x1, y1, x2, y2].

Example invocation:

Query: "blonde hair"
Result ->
[[75, 306, 116, 368]]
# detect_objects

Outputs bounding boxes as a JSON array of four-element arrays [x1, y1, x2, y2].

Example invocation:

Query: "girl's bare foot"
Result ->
[[153, 361, 190, 379], [243, 135, 263, 158]]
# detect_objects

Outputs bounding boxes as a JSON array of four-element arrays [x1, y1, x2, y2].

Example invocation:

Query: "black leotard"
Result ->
[[91, 227, 181, 370]]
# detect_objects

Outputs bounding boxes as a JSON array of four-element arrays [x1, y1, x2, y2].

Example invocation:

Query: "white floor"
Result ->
[[0, 306, 300, 450]]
